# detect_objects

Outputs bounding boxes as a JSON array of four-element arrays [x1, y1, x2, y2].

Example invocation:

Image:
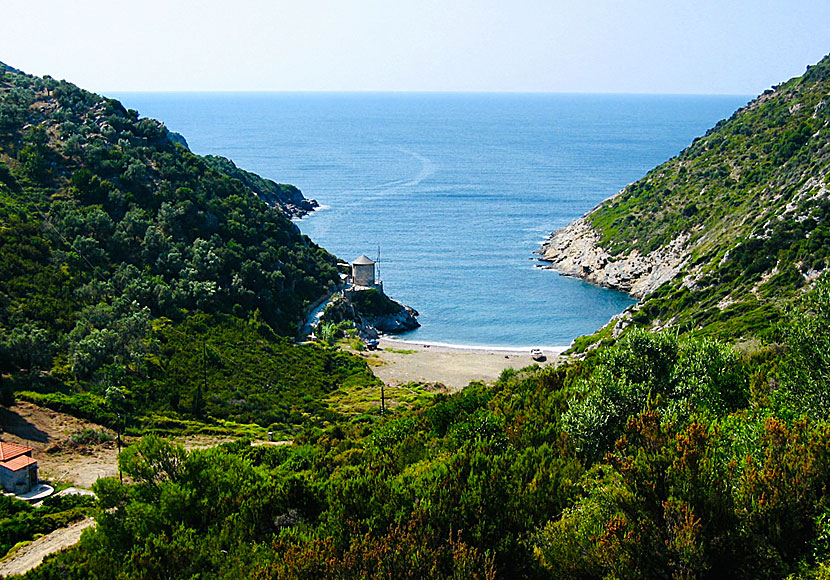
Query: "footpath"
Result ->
[[0, 517, 95, 577]]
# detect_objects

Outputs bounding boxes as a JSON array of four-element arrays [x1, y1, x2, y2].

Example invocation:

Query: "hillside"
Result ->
[[539, 54, 830, 346], [5, 60, 830, 580], [0, 62, 380, 434], [19, 274, 830, 579]]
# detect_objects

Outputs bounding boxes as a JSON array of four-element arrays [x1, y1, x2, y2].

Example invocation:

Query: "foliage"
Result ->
[[7, 57, 830, 580], [774, 274, 830, 419], [348, 288, 400, 317], [0, 493, 94, 560], [23, 366, 581, 579], [68, 429, 114, 446], [573, 53, 830, 344], [564, 329, 749, 459], [0, 62, 386, 434], [18, 295, 830, 579], [14, 391, 116, 427]]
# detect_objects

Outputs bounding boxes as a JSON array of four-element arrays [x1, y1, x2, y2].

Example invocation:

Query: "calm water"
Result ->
[[114, 92, 748, 347]]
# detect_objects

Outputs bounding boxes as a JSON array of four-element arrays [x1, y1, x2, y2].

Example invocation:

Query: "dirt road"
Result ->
[[0, 517, 95, 577]]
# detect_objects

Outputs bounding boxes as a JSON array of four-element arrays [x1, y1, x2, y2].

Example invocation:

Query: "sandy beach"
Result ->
[[363, 338, 566, 391]]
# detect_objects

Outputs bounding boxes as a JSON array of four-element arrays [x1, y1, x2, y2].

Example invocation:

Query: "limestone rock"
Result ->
[[537, 216, 689, 299]]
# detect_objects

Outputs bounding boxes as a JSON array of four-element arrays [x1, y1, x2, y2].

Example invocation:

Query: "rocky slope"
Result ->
[[539, 216, 689, 299], [539, 54, 830, 346]]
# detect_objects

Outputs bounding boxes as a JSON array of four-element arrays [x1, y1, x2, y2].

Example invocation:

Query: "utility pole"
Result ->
[[203, 340, 207, 401], [116, 412, 122, 485], [194, 339, 206, 419], [105, 386, 126, 485]]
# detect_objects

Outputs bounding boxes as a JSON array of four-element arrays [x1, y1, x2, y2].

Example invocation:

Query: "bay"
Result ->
[[113, 92, 749, 347]]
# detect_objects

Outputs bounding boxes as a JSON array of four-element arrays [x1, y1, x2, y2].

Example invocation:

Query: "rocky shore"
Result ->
[[361, 303, 420, 335], [319, 288, 420, 340], [536, 214, 689, 299]]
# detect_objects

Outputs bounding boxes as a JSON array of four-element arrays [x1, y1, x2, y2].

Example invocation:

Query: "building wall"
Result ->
[[0, 466, 33, 493], [353, 263, 375, 286]]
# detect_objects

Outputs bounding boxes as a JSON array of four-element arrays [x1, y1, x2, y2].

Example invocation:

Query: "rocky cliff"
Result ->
[[538, 214, 689, 299], [320, 289, 420, 340]]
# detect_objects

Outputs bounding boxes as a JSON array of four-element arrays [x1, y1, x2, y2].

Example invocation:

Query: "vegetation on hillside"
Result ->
[[4, 55, 830, 580], [576, 54, 830, 344], [0, 62, 381, 434], [17, 275, 830, 579], [0, 493, 94, 561]]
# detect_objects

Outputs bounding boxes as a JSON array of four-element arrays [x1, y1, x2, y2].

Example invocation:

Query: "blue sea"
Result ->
[[113, 92, 749, 348]]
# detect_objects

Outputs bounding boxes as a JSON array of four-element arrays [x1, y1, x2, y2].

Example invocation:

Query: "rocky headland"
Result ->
[[537, 212, 689, 299], [536, 55, 830, 346], [319, 288, 420, 340], [201, 155, 319, 218]]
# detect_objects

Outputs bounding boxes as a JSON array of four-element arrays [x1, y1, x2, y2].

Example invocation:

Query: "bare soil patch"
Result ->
[[0, 402, 279, 489], [0, 402, 119, 488]]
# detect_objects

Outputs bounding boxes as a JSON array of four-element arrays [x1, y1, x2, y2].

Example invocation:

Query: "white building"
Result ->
[[351, 255, 377, 287]]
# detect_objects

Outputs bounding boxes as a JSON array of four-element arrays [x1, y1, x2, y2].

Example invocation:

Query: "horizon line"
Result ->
[[107, 88, 755, 98]]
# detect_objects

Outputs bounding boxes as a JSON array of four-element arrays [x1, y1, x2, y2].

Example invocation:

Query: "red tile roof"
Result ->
[[0, 442, 32, 461], [0, 455, 36, 472]]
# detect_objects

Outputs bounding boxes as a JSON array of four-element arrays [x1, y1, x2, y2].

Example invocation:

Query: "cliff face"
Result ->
[[538, 54, 830, 345], [538, 215, 688, 299]]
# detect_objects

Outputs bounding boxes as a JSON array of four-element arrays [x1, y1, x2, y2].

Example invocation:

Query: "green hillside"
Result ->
[[20, 274, 830, 580], [4, 59, 830, 580], [545, 54, 830, 347], [0, 62, 378, 434]]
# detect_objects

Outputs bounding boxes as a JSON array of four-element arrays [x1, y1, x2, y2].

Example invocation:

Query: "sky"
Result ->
[[2, 0, 830, 94]]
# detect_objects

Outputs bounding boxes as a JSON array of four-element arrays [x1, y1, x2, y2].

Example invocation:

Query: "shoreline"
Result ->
[[380, 336, 570, 355], [366, 337, 563, 391], [291, 203, 331, 222]]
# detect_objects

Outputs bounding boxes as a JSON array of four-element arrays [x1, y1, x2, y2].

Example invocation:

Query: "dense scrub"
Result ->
[[0, 493, 94, 560], [17, 277, 830, 579], [0, 62, 381, 434]]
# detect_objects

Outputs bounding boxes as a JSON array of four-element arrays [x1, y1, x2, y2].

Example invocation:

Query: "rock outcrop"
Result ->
[[363, 304, 420, 334], [319, 289, 419, 340], [537, 215, 689, 299], [535, 54, 830, 346], [202, 155, 319, 218]]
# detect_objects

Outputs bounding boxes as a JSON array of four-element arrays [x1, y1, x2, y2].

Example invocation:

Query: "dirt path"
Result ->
[[0, 517, 95, 577]]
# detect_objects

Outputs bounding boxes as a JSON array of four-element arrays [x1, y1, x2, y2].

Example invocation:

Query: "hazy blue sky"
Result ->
[[3, 0, 829, 94]]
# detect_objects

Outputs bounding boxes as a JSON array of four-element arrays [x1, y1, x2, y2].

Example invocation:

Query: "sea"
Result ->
[[113, 92, 749, 348]]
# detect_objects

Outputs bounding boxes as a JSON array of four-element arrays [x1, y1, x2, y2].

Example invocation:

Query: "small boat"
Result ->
[[530, 348, 546, 362], [365, 339, 379, 351]]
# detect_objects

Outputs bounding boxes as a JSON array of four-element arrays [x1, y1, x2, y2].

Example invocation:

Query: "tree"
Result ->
[[776, 274, 830, 418], [0, 323, 53, 376]]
